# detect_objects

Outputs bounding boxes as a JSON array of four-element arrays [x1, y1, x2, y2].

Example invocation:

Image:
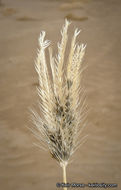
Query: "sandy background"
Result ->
[[0, 0, 121, 189]]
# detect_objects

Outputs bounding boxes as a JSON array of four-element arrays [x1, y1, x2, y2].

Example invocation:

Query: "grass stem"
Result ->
[[62, 163, 67, 190]]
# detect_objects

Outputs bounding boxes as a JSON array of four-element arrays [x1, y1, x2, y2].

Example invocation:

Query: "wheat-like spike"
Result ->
[[31, 19, 88, 190]]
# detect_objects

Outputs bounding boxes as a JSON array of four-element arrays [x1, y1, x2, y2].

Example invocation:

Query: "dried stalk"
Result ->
[[30, 19, 88, 189], [62, 163, 67, 190]]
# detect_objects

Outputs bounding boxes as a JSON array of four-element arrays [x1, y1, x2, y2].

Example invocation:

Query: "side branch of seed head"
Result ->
[[31, 19, 88, 166]]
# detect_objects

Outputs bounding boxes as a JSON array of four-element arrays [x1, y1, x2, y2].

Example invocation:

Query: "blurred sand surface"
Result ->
[[0, 0, 121, 189]]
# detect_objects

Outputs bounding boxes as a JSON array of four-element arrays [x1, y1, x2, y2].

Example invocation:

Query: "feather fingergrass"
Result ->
[[30, 19, 88, 190]]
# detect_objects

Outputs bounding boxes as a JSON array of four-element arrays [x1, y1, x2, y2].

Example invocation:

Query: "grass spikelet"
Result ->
[[30, 19, 88, 189]]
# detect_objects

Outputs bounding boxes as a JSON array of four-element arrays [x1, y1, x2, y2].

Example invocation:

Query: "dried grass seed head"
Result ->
[[31, 19, 88, 166]]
